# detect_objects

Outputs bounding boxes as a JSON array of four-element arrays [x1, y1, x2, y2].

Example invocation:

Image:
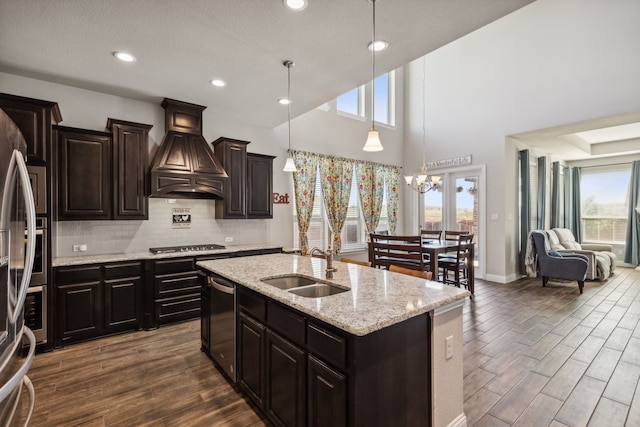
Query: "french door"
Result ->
[[423, 165, 485, 279]]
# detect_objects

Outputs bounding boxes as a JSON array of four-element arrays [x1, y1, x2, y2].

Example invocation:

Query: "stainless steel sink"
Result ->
[[261, 275, 318, 290], [287, 284, 348, 298]]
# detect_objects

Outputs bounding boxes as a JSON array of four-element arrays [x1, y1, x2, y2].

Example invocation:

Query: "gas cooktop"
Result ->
[[149, 244, 226, 254]]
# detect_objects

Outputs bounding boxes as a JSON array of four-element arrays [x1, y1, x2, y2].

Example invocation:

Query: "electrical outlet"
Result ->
[[445, 335, 454, 360], [72, 244, 87, 252], [224, 237, 233, 243]]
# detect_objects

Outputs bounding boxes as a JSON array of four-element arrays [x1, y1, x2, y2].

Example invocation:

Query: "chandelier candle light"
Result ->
[[362, 0, 383, 152], [282, 60, 297, 172]]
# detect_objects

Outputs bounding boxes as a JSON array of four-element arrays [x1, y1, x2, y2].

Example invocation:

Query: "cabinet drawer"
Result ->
[[156, 294, 200, 324], [104, 262, 143, 279], [154, 258, 195, 275], [307, 322, 347, 371], [156, 272, 199, 297], [267, 301, 306, 347], [238, 287, 266, 322], [55, 265, 101, 284]]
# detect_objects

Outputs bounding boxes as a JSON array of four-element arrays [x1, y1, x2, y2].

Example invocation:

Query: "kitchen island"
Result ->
[[197, 253, 469, 427]]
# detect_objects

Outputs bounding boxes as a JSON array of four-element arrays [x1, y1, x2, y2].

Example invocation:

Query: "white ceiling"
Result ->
[[0, 0, 534, 129]]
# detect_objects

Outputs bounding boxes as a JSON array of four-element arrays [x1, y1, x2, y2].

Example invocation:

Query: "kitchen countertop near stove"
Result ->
[[52, 244, 283, 267], [197, 253, 469, 336]]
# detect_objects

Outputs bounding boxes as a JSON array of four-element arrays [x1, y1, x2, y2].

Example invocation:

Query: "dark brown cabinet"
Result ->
[[54, 120, 151, 221], [107, 119, 152, 220], [0, 93, 62, 164], [212, 137, 274, 219], [213, 137, 249, 218], [238, 311, 266, 407], [247, 153, 275, 218], [54, 261, 143, 346], [266, 329, 306, 427], [308, 355, 347, 427], [55, 126, 112, 220]]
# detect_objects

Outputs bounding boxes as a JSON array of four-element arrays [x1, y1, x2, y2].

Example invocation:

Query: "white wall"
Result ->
[[404, 0, 640, 282], [0, 67, 404, 257]]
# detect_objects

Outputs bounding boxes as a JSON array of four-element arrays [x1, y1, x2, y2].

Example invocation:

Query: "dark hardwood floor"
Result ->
[[13, 266, 640, 426]]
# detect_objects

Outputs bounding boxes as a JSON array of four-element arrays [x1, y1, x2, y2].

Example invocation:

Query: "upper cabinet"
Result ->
[[0, 93, 62, 165], [54, 119, 152, 221], [107, 119, 152, 219], [213, 138, 274, 219]]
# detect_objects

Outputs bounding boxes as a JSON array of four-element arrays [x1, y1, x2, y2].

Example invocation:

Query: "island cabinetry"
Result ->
[[0, 93, 62, 164], [212, 137, 275, 219], [237, 287, 343, 427], [53, 261, 143, 346]]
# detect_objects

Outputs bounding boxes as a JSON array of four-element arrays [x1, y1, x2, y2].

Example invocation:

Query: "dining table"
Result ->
[[421, 239, 475, 296]]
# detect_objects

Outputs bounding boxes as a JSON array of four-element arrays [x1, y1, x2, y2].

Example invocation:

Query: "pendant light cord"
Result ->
[[287, 62, 292, 152], [422, 56, 426, 167], [371, 0, 376, 131]]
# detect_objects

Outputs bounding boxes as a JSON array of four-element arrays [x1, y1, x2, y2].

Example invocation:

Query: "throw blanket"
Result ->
[[525, 231, 538, 278]]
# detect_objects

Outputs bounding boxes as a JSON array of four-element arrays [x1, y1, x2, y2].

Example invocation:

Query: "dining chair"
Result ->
[[369, 233, 428, 271], [420, 229, 442, 241], [340, 257, 371, 267], [389, 264, 433, 280], [439, 234, 474, 288], [443, 230, 470, 240]]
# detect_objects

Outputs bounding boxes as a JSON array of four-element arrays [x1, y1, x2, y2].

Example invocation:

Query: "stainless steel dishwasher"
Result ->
[[208, 274, 236, 382]]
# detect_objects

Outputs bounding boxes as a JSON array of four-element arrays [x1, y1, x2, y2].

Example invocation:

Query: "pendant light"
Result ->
[[282, 60, 297, 172], [362, 0, 383, 152]]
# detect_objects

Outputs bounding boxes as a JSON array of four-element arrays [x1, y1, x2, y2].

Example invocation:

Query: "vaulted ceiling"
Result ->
[[0, 0, 534, 128]]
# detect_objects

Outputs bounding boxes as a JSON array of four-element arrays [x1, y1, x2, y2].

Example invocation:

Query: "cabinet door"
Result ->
[[108, 119, 151, 220], [0, 93, 61, 164], [247, 153, 274, 218], [104, 276, 141, 333], [266, 330, 306, 427], [213, 138, 249, 218], [57, 127, 112, 220], [56, 281, 102, 344], [238, 312, 265, 409], [308, 355, 347, 427]]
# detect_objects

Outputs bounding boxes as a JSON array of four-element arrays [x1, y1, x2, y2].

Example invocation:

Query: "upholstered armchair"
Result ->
[[530, 231, 589, 293], [547, 228, 616, 280]]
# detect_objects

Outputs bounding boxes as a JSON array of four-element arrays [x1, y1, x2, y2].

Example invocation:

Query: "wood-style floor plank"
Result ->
[[9, 266, 640, 426]]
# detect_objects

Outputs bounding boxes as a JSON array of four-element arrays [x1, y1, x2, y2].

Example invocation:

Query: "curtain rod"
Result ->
[[573, 160, 637, 169], [290, 149, 402, 169]]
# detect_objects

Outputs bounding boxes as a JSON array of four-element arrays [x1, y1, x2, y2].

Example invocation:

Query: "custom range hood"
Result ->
[[150, 98, 228, 199]]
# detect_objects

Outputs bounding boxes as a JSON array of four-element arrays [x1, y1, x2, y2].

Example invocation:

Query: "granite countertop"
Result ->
[[52, 244, 282, 267], [197, 253, 469, 336]]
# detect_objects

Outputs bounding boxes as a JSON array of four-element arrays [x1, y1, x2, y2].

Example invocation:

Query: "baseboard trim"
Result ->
[[447, 412, 467, 427]]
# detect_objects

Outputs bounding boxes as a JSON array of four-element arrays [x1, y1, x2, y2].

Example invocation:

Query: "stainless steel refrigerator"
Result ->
[[0, 108, 37, 425]]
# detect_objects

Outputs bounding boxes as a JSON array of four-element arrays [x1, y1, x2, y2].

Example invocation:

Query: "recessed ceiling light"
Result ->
[[113, 51, 136, 62], [368, 40, 388, 52], [278, 98, 290, 105], [284, 0, 307, 11], [210, 79, 227, 87]]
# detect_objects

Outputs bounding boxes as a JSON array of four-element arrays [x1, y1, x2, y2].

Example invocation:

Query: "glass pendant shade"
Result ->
[[404, 175, 413, 186], [283, 156, 297, 172], [363, 129, 383, 152]]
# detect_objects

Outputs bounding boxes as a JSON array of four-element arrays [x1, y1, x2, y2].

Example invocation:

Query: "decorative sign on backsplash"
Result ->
[[172, 208, 192, 229], [273, 193, 290, 204]]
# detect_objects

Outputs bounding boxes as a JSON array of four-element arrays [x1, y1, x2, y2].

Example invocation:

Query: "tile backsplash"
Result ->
[[53, 198, 270, 257]]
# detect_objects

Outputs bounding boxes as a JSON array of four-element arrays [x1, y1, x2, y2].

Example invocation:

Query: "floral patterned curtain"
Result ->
[[292, 151, 319, 255], [319, 156, 353, 253], [356, 162, 385, 236], [384, 165, 401, 235]]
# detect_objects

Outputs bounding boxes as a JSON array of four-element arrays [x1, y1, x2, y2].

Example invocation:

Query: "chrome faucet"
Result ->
[[309, 246, 336, 279]]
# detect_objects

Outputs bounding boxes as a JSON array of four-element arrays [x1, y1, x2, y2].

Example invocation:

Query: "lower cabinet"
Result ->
[[54, 261, 142, 346], [237, 287, 347, 427]]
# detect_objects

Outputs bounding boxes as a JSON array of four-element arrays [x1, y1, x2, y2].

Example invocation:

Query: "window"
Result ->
[[374, 71, 395, 126], [293, 168, 388, 252], [580, 165, 631, 244], [337, 86, 363, 117]]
